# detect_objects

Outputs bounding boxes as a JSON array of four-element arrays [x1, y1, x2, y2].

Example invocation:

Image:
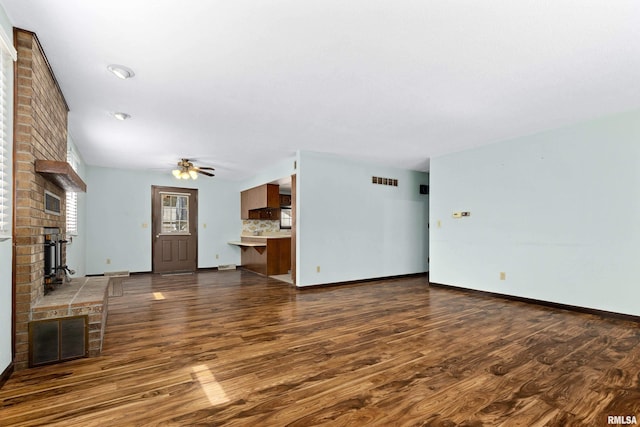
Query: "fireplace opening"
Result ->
[[43, 227, 75, 294]]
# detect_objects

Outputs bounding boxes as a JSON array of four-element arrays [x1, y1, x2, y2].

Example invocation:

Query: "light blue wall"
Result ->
[[85, 166, 241, 274], [65, 136, 87, 277], [297, 151, 429, 287], [430, 109, 640, 316], [239, 156, 297, 191], [0, 4, 14, 374]]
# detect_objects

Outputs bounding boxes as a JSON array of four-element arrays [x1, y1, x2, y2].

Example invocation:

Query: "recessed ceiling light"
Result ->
[[107, 64, 135, 79], [113, 112, 131, 121]]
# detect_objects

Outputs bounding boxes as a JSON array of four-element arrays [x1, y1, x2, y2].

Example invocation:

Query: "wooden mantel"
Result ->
[[35, 160, 87, 192]]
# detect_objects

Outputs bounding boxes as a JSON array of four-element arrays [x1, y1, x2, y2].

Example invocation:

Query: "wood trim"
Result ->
[[10, 27, 17, 372], [13, 28, 70, 111], [298, 272, 429, 290], [196, 267, 219, 272], [291, 174, 296, 285], [85, 271, 152, 277], [35, 160, 87, 192], [0, 362, 14, 389], [429, 282, 640, 324]]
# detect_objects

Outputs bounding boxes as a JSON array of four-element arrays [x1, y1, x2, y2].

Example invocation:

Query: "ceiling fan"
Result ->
[[171, 158, 215, 180]]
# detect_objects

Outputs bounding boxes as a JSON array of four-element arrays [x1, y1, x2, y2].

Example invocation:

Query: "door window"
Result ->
[[160, 192, 190, 234]]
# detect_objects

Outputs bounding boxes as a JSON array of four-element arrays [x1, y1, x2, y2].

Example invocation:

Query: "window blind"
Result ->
[[0, 49, 10, 237], [66, 144, 79, 235]]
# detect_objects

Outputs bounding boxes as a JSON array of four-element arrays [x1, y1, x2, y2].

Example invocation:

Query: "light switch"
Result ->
[[453, 212, 462, 218]]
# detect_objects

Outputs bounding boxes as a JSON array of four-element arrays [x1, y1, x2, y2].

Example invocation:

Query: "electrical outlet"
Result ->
[[203, 223, 207, 229], [106, 258, 111, 265], [316, 266, 320, 273], [500, 272, 506, 280], [141, 223, 148, 228], [437, 220, 441, 228], [215, 254, 219, 259]]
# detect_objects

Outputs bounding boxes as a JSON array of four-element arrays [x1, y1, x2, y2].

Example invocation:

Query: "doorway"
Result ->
[[151, 186, 198, 273]]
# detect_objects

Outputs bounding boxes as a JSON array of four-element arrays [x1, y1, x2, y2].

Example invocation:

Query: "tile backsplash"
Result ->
[[242, 220, 281, 235]]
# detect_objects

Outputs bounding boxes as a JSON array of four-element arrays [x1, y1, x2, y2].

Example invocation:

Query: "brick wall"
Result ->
[[13, 29, 69, 370]]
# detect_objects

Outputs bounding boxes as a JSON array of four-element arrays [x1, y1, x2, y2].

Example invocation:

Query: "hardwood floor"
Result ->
[[1, 271, 639, 426]]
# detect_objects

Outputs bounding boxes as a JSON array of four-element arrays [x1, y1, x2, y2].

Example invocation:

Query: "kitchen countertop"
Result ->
[[228, 241, 267, 247], [240, 234, 291, 239]]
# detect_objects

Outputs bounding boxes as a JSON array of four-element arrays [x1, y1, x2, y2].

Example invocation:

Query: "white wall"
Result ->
[[430, 109, 640, 316], [297, 151, 429, 286], [85, 166, 241, 274], [0, 4, 14, 375]]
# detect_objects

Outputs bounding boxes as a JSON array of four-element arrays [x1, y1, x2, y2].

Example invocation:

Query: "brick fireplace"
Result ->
[[13, 28, 71, 370]]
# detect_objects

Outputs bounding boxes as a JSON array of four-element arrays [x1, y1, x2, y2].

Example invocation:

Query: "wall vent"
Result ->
[[44, 190, 62, 215], [372, 176, 398, 187], [29, 315, 88, 367]]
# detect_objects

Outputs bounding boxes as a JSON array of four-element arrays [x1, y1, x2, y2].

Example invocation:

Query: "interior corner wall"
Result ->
[[429, 109, 640, 316], [85, 166, 241, 274], [297, 151, 429, 287]]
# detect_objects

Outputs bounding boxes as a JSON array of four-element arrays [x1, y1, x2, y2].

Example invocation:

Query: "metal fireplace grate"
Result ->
[[29, 315, 88, 367]]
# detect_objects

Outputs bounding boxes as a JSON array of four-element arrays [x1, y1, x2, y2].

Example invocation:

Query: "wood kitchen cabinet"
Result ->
[[240, 236, 291, 276], [241, 184, 280, 219], [248, 208, 280, 220], [241, 190, 250, 219], [279, 194, 291, 206]]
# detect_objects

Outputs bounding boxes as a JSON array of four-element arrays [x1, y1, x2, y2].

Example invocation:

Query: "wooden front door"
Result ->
[[151, 186, 198, 273]]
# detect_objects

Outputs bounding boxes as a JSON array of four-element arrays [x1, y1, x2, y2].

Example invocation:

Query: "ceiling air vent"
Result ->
[[372, 176, 398, 187]]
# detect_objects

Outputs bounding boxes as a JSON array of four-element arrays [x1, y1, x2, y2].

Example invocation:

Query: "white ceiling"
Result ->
[[2, 1, 639, 180]]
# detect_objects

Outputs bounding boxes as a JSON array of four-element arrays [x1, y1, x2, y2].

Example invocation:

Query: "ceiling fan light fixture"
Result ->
[[113, 112, 131, 121], [107, 64, 135, 79], [171, 158, 213, 180]]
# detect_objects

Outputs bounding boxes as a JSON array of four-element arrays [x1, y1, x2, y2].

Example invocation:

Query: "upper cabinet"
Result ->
[[279, 194, 292, 207], [241, 184, 280, 219]]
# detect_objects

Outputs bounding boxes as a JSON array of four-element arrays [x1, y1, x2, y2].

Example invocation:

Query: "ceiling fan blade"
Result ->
[[197, 170, 215, 177], [197, 166, 215, 170]]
